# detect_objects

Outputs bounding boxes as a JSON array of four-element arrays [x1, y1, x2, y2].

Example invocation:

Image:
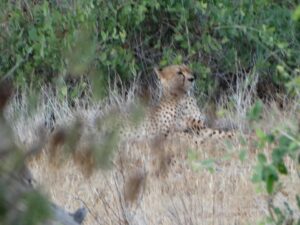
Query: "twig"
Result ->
[[1, 58, 25, 82], [113, 173, 130, 224], [103, 174, 123, 223], [278, 130, 300, 146]]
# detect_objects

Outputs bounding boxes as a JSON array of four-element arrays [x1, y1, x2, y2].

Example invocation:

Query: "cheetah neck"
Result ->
[[160, 91, 186, 102], [151, 92, 186, 114]]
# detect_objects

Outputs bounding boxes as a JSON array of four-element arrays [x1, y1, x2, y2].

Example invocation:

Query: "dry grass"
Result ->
[[4, 81, 300, 225], [26, 136, 299, 225]]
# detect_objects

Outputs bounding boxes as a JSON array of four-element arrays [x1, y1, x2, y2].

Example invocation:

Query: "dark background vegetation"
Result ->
[[1, 0, 299, 100]]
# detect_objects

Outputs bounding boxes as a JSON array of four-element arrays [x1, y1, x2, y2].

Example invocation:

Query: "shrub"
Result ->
[[0, 0, 299, 97]]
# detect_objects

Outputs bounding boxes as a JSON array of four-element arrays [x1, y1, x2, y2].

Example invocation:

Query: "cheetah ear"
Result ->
[[182, 63, 188, 69], [154, 67, 163, 80]]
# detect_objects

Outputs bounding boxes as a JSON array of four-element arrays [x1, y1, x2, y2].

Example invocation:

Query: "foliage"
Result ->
[[248, 98, 300, 224], [0, 82, 93, 224], [0, 0, 299, 97], [0, 110, 52, 224]]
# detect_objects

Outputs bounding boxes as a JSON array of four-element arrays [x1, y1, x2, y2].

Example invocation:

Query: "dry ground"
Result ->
[[6, 88, 300, 225], [27, 131, 299, 225]]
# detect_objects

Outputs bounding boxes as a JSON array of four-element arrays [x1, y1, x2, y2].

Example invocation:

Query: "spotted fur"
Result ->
[[120, 64, 234, 145]]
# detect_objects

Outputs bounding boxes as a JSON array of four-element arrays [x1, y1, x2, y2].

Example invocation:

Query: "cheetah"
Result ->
[[119, 64, 234, 144]]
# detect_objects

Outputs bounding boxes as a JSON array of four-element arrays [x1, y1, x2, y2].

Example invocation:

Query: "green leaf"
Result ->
[[276, 161, 288, 175], [61, 86, 68, 97], [256, 128, 266, 139], [119, 29, 127, 43], [272, 147, 285, 163], [296, 195, 300, 209], [174, 54, 183, 64], [200, 159, 215, 173], [279, 135, 292, 147], [28, 27, 38, 41], [262, 165, 278, 194], [239, 149, 247, 161], [271, 146, 290, 176], [22, 191, 52, 225], [266, 177, 275, 194], [174, 34, 184, 41], [187, 150, 198, 161], [247, 100, 263, 121], [258, 153, 267, 164], [292, 5, 300, 21], [289, 141, 300, 153], [252, 159, 263, 183], [255, 129, 269, 148], [273, 206, 283, 218], [266, 134, 275, 143]]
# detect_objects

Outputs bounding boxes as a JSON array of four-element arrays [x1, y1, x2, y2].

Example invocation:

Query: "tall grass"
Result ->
[[3, 71, 299, 224]]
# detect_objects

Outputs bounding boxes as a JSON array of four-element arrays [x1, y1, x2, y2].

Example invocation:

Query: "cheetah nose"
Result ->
[[188, 73, 197, 82], [188, 77, 195, 82]]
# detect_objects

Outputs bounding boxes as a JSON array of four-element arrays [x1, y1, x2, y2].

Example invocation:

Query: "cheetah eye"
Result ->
[[177, 71, 184, 76]]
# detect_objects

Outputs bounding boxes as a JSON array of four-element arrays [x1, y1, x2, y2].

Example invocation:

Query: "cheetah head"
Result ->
[[154, 64, 196, 96]]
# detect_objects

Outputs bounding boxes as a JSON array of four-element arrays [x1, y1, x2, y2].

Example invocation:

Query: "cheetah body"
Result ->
[[120, 64, 233, 144]]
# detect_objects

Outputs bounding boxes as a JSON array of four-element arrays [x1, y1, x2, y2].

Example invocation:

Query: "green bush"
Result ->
[[248, 94, 299, 224], [0, 0, 299, 96]]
